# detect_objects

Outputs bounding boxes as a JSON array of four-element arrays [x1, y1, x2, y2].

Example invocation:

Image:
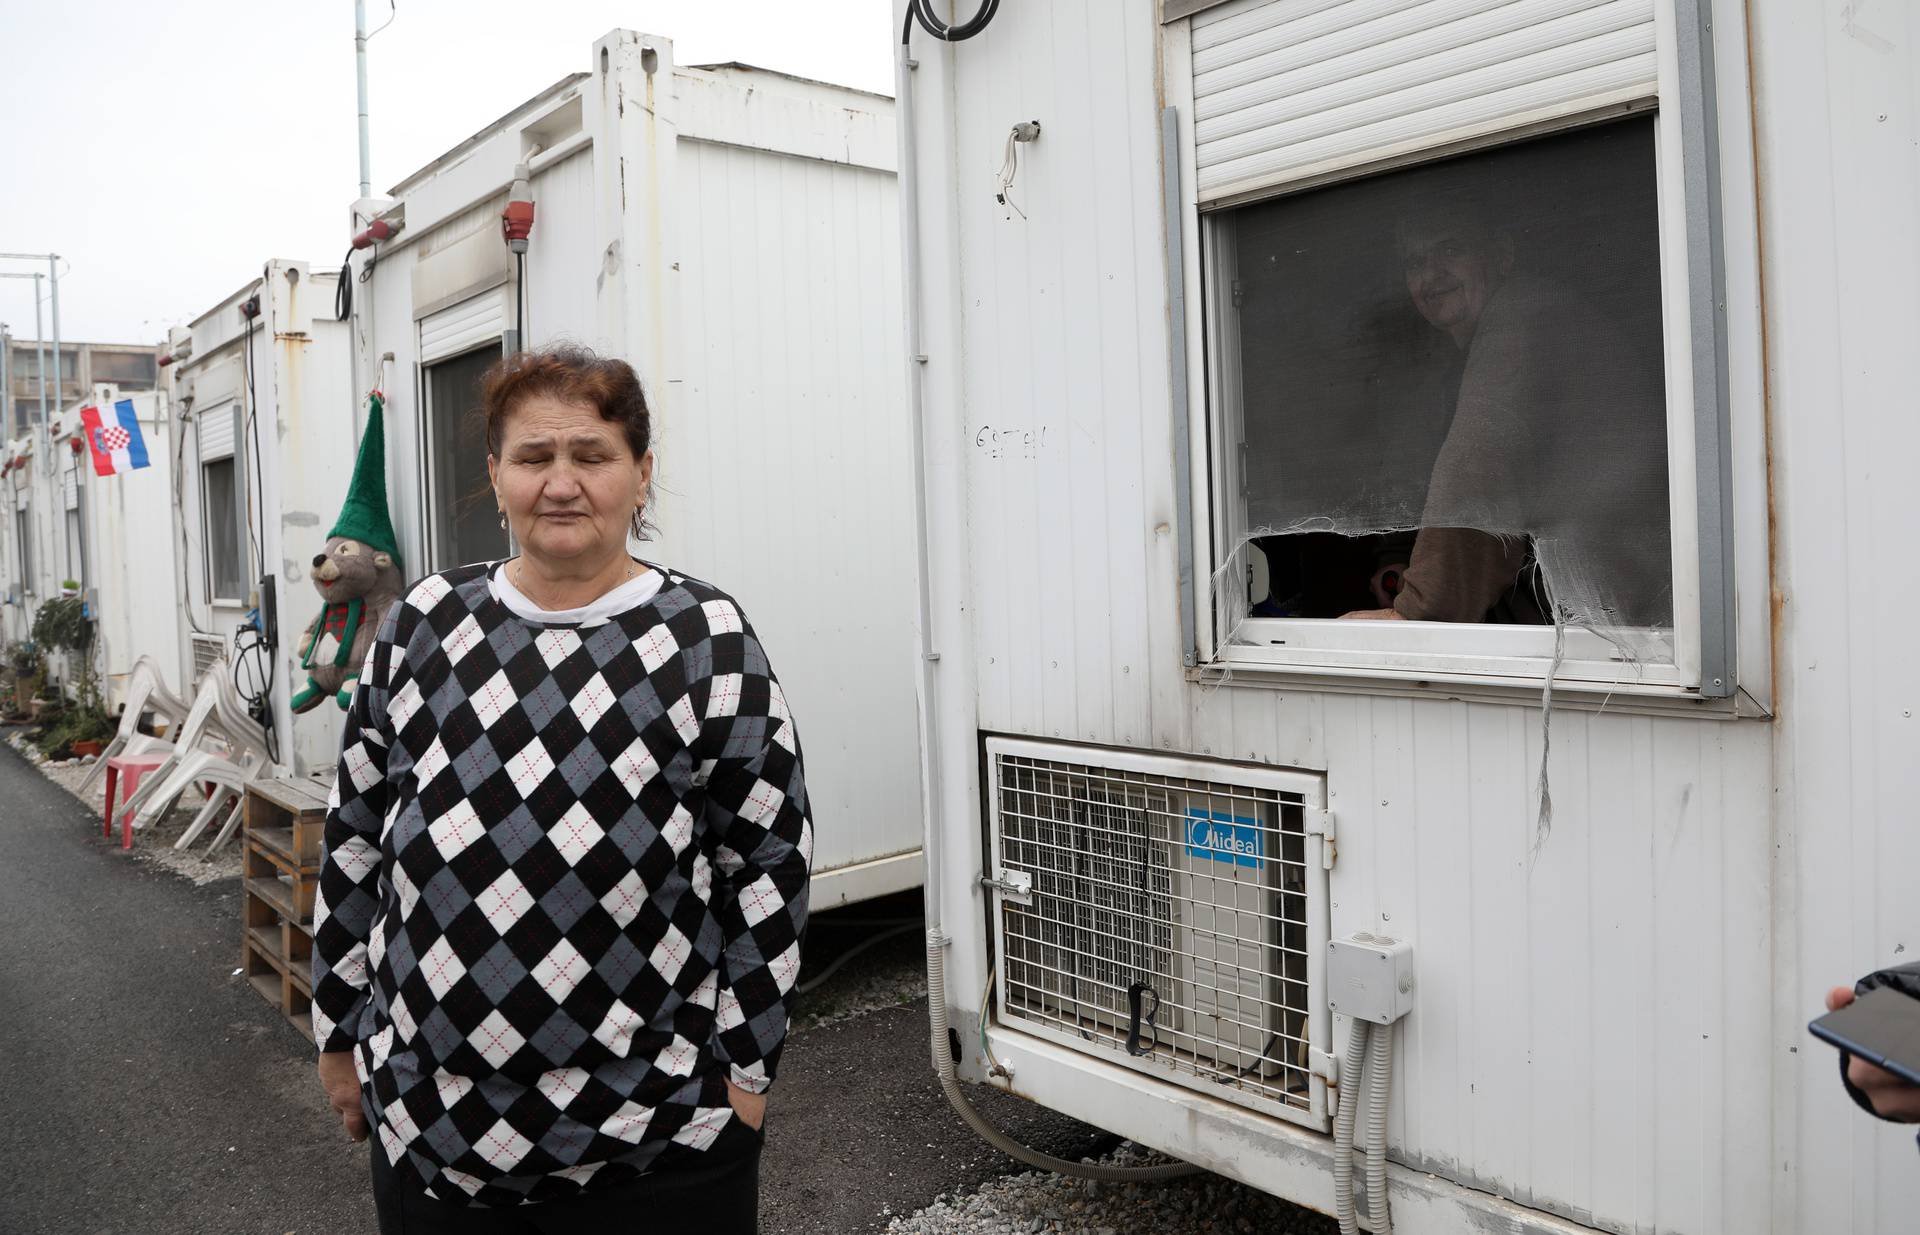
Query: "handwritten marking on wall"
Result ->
[[972, 424, 1051, 461]]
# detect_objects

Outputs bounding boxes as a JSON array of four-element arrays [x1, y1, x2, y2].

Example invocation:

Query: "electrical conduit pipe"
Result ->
[[895, 4, 1196, 1185], [1334, 1020, 1370, 1234], [1363, 1022, 1395, 1234]]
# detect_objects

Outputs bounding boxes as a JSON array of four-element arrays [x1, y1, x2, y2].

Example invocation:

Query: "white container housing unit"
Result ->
[[898, 2, 1917, 1233], [167, 262, 357, 774], [1, 387, 177, 713], [54, 388, 180, 713], [350, 31, 920, 908]]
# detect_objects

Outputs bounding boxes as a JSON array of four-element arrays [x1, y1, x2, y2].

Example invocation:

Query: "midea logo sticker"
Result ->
[[1185, 809, 1263, 869]]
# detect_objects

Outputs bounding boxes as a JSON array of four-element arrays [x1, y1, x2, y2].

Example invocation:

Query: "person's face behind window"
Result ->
[[488, 393, 652, 567], [1400, 221, 1514, 339]]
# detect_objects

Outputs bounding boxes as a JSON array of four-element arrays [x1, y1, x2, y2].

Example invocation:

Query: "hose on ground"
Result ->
[[1364, 1020, 1395, 1234], [796, 923, 919, 997], [925, 931, 1204, 1182], [1334, 1020, 1370, 1235]]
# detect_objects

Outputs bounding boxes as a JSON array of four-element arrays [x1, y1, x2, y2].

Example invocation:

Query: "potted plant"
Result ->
[[31, 597, 103, 742], [59, 578, 80, 598]]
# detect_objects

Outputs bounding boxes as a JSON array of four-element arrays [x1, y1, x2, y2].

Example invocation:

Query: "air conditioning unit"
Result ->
[[986, 737, 1331, 1130]]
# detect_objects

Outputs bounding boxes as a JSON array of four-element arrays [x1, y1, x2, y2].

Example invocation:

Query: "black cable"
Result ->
[[515, 249, 526, 349], [238, 304, 277, 763], [241, 312, 266, 594], [231, 624, 279, 764], [902, 0, 1001, 44], [335, 248, 356, 322]]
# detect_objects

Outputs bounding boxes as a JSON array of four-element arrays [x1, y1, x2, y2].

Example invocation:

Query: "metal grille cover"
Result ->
[[988, 739, 1329, 1128]]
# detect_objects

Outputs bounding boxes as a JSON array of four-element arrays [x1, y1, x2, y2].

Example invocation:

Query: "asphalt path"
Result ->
[[0, 740, 1101, 1235]]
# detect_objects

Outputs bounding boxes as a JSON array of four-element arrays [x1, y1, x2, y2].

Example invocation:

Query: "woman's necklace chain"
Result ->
[[513, 556, 637, 610]]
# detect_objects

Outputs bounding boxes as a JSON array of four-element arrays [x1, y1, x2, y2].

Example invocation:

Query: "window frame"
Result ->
[[196, 402, 248, 604], [1166, 0, 1737, 700], [418, 337, 512, 574], [13, 502, 32, 598]]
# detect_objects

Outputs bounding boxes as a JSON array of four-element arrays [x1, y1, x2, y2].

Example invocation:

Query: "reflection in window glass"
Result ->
[[14, 508, 31, 592], [1220, 118, 1670, 629], [427, 346, 507, 570], [204, 456, 245, 600]]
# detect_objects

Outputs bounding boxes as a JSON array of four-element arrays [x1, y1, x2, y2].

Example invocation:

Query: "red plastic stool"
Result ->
[[103, 752, 169, 850]]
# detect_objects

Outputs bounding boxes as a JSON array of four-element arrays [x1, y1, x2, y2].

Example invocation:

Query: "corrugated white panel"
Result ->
[[419, 291, 506, 364], [197, 403, 237, 461], [667, 137, 918, 882], [523, 149, 609, 352], [949, 0, 1183, 750], [1190, 0, 1658, 203], [1750, 0, 1920, 1231], [910, 1, 1798, 1231]]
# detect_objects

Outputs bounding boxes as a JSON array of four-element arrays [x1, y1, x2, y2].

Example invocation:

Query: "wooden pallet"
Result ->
[[240, 774, 334, 1043]]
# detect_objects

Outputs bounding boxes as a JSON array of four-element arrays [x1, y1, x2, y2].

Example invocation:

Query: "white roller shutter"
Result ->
[[198, 402, 238, 462], [1189, 0, 1659, 205], [419, 291, 507, 365]]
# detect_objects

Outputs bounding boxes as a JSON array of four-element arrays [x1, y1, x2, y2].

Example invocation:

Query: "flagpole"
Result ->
[[47, 255, 61, 473]]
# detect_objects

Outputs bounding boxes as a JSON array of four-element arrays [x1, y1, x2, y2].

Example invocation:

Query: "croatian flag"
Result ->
[[80, 399, 151, 476]]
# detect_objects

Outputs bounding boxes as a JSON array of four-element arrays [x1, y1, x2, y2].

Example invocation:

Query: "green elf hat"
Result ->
[[328, 391, 401, 562]]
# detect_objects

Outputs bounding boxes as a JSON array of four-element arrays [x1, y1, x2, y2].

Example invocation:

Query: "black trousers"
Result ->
[[370, 1119, 762, 1234]]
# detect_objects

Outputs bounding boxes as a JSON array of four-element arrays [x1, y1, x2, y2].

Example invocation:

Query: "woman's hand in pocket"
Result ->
[[724, 1080, 767, 1131]]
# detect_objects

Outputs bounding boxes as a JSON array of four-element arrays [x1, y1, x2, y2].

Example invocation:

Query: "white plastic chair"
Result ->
[[120, 672, 244, 833], [78, 655, 192, 798], [176, 670, 275, 851]]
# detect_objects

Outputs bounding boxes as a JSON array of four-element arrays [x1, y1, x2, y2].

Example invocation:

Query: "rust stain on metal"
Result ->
[[1745, 0, 1784, 711]]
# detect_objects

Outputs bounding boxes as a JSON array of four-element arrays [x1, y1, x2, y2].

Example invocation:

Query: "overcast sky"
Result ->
[[0, 0, 895, 346]]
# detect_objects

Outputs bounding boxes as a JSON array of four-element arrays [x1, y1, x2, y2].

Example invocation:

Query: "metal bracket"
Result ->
[[980, 869, 1033, 906], [1307, 808, 1337, 870]]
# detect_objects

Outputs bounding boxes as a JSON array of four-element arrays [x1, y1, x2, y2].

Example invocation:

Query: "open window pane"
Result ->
[[1217, 118, 1671, 637], [426, 346, 506, 570], [203, 457, 244, 600]]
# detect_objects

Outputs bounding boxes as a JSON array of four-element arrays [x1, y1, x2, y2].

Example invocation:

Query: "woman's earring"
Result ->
[[499, 512, 507, 531]]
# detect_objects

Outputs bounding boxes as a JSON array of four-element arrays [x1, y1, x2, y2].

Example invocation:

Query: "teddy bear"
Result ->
[[290, 535, 405, 712], [289, 392, 408, 713]]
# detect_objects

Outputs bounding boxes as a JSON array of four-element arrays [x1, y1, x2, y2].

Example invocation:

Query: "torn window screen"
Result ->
[[1217, 117, 1672, 636]]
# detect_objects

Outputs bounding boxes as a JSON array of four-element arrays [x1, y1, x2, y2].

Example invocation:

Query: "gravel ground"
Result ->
[[6, 728, 1338, 1235], [5, 730, 243, 884], [885, 1144, 1337, 1235]]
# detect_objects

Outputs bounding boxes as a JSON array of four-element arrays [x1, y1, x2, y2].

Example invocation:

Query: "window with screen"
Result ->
[[1208, 118, 1676, 660], [426, 346, 507, 570], [203, 456, 245, 600]]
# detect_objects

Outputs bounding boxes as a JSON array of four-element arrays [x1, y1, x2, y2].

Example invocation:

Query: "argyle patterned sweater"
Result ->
[[311, 562, 812, 1206]]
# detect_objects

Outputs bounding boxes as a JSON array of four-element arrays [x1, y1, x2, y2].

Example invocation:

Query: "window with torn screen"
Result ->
[[1204, 117, 1686, 680]]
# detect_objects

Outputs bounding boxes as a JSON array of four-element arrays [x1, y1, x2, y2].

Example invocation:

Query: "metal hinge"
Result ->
[[980, 869, 1033, 906], [1310, 1047, 1340, 1084], [1306, 808, 1336, 870]]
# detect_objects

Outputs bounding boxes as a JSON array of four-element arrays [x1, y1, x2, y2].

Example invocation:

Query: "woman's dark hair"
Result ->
[[481, 343, 656, 539]]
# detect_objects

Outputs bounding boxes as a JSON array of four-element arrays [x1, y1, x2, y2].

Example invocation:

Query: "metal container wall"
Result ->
[[900, 0, 1920, 1232], [357, 35, 920, 908]]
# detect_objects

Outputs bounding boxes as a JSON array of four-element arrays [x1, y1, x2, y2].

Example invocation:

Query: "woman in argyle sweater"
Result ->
[[311, 345, 812, 1233]]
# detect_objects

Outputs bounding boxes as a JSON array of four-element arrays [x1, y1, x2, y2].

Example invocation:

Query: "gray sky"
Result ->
[[0, 0, 894, 346]]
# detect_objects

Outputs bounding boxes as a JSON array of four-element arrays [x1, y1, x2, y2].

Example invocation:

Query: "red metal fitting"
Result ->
[[350, 218, 402, 251], [503, 163, 535, 254]]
